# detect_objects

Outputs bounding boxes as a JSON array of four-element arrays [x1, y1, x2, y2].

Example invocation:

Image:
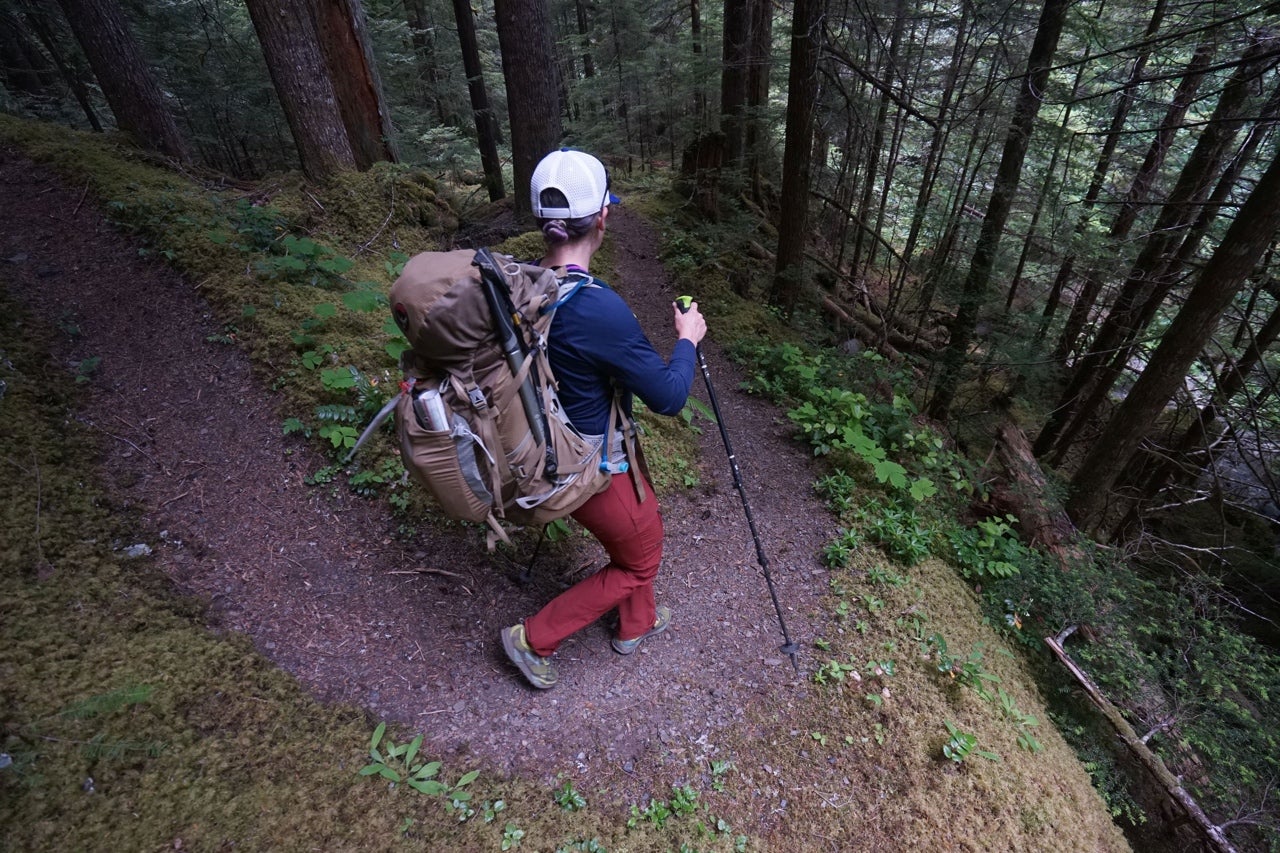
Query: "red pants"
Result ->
[[523, 473, 663, 657]]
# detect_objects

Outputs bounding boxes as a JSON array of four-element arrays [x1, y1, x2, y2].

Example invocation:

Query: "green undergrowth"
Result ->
[[646, 198, 1277, 849], [0, 293, 772, 850]]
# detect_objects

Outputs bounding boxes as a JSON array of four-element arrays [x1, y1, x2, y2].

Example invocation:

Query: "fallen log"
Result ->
[[1046, 632, 1238, 853], [987, 420, 1087, 571]]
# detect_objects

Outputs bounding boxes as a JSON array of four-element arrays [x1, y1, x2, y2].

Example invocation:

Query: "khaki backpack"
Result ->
[[386, 248, 637, 544]]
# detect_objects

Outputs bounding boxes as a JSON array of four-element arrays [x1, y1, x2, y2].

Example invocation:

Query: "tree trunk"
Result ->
[[16, 0, 102, 131], [1066, 148, 1280, 532], [404, 0, 449, 125], [1113, 280, 1280, 540], [0, 11, 56, 98], [926, 0, 1070, 421], [244, 0, 355, 179], [313, 0, 397, 169], [575, 0, 595, 79], [1048, 41, 1215, 365], [770, 0, 823, 315], [452, 0, 506, 201], [689, 0, 706, 121], [888, 1, 968, 327], [1037, 38, 1265, 462], [54, 0, 190, 161], [494, 0, 561, 218], [719, 0, 750, 171], [744, 0, 772, 199]]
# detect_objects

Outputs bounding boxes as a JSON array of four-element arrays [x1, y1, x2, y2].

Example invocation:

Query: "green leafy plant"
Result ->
[[943, 515, 1027, 581], [556, 839, 607, 853], [73, 355, 101, 384], [924, 634, 1001, 698], [855, 498, 934, 565], [207, 323, 238, 344], [554, 779, 587, 811], [942, 720, 999, 764], [822, 527, 862, 568], [997, 689, 1043, 753], [348, 457, 404, 498], [358, 723, 480, 800], [501, 822, 525, 850], [815, 470, 858, 514], [709, 758, 733, 792], [628, 797, 673, 829], [811, 657, 858, 685], [669, 784, 699, 816]]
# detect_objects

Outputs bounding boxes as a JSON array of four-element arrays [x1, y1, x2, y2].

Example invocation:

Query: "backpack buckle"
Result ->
[[468, 387, 488, 411]]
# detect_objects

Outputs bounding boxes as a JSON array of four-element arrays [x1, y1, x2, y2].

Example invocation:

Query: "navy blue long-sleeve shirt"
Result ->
[[547, 277, 696, 435]]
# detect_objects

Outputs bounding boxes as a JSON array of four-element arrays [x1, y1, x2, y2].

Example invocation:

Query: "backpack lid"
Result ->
[[390, 249, 495, 368]]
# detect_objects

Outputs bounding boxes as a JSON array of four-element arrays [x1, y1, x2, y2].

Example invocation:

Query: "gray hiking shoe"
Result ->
[[501, 623, 557, 689], [612, 606, 672, 655]]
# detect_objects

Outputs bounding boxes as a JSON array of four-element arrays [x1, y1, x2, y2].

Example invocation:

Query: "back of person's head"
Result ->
[[531, 149, 618, 245]]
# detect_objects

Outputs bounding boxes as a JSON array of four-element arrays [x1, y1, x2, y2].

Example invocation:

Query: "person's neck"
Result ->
[[540, 244, 594, 273]]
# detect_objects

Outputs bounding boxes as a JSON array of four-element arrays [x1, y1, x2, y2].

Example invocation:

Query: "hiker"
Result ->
[[501, 148, 707, 689]]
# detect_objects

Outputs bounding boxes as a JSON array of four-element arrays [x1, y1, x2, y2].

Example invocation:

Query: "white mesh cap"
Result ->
[[530, 149, 615, 219]]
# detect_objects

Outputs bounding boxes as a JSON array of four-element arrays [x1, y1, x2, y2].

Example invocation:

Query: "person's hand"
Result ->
[[673, 300, 707, 346]]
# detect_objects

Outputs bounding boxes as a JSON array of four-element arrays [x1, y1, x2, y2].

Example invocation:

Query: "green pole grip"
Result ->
[[675, 295, 694, 313]]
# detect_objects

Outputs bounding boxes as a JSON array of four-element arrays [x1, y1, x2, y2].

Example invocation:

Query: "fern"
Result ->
[[314, 404, 359, 423], [59, 685, 154, 720]]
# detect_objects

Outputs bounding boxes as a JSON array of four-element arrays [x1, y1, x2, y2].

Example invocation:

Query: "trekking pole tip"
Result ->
[[780, 642, 800, 675]]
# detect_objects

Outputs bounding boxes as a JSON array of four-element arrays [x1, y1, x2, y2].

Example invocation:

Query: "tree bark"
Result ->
[[1066, 148, 1280, 532], [15, 0, 102, 131], [244, 0, 356, 179], [452, 0, 506, 201], [54, 0, 190, 161], [770, 0, 823, 315], [719, 0, 750, 171], [494, 0, 562, 218], [313, 0, 397, 169]]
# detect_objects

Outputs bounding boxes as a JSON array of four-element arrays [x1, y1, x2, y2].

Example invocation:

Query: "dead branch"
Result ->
[[1045, 634, 1239, 853]]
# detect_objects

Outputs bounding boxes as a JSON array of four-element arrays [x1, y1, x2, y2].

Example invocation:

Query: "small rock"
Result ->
[[122, 543, 152, 558]]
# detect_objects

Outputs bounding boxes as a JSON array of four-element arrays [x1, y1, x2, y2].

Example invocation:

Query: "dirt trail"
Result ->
[[0, 147, 835, 803]]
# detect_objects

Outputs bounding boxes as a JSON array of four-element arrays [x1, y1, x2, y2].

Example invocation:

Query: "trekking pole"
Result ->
[[676, 296, 800, 674], [473, 249, 557, 478]]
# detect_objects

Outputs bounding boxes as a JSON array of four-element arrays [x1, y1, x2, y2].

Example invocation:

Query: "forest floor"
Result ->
[[0, 140, 1132, 851]]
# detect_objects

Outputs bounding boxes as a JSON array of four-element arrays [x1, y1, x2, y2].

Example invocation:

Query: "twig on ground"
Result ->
[[389, 567, 464, 579], [73, 183, 89, 216], [354, 185, 395, 257], [83, 417, 168, 474]]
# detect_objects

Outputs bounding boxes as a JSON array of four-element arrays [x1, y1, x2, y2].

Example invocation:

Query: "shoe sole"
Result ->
[[502, 627, 556, 689]]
